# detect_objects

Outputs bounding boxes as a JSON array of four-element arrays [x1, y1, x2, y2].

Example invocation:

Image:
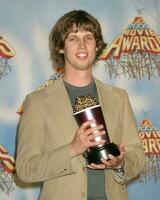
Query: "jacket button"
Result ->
[[82, 166, 86, 172]]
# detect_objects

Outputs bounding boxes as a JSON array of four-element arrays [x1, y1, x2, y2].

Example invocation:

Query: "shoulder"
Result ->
[[95, 78, 131, 110], [29, 76, 62, 98], [95, 78, 127, 97], [17, 76, 62, 115], [30, 79, 55, 96]]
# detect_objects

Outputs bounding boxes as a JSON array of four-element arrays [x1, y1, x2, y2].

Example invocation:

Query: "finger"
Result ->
[[88, 139, 106, 147], [87, 130, 106, 141], [90, 124, 104, 132], [80, 120, 95, 131], [107, 153, 124, 167], [101, 158, 113, 168], [85, 124, 104, 136], [108, 154, 118, 163], [89, 163, 106, 169], [119, 143, 125, 153], [86, 164, 95, 169]]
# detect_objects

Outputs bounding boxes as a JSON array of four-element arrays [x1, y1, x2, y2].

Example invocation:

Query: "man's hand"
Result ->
[[69, 120, 106, 158], [87, 143, 125, 169]]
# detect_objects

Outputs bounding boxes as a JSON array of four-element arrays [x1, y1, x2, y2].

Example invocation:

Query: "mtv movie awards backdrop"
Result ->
[[0, 0, 160, 199]]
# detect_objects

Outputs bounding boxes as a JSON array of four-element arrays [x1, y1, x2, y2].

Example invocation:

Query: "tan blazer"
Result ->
[[16, 78, 145, 200]]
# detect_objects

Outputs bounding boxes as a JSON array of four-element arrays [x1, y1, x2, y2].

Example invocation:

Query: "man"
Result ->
[[16, 10, 145, 200]]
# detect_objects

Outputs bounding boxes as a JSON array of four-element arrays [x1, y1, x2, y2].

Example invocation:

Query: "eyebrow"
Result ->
[[68, 32, 94, 37]]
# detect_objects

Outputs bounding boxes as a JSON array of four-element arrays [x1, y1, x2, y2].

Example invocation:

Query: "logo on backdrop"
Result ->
[[0, 35, 16, 79], [100, 16, 160, 79], [138, 119, 160, 183], [0, 145, 15, 196]]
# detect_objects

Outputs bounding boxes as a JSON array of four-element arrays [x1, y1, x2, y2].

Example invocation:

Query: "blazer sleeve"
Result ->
[[16, 94, 76, 183], [111, 89, 145, 184]]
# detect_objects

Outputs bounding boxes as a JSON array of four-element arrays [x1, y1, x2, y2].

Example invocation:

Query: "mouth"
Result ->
[[76, 53, 88, 60]]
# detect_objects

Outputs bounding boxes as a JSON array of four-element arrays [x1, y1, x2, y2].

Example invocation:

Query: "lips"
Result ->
[[76, 53, 88, 59]]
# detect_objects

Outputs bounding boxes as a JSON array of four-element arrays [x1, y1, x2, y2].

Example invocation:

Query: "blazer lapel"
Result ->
[[44, 78, 86, 165], [95, 79, 118, 141]]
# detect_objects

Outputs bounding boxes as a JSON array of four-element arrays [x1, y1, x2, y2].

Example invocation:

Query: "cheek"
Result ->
[[63, 48, 76, 61], [89, 48, 97, 57], [88, 43, 97, 52], [65, 45, 76, 54]]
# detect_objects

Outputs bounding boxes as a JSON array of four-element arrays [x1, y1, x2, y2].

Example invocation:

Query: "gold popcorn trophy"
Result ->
[[73, 95, 120, 164]]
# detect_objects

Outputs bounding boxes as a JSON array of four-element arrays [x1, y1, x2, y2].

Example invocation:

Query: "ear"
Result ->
[[59, 49, 64, 54]]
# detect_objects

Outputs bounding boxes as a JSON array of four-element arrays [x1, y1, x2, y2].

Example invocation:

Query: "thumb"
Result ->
[[119, 143, 125, 153]]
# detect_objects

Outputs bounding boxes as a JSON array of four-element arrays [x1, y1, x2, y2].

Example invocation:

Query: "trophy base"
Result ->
[[85, 143, 120, 164]]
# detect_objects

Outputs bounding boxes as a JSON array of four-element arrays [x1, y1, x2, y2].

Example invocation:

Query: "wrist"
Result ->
[[69, 143, 79, 158], [69, 143, 75, 158]]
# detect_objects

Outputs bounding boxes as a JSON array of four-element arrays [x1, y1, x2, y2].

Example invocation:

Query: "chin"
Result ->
[[77, 66, 92, 71]]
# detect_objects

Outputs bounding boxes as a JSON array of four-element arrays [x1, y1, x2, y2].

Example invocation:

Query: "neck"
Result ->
[[63, 68, 93, 87]]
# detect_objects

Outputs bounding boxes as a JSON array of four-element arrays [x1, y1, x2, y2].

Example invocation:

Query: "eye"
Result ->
[[69, 38, 75, 41], [68, 36, 77, 41], [86, 36, 94, 41]]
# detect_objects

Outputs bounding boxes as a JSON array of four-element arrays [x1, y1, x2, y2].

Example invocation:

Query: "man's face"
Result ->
[[60, 29, 97, 72]]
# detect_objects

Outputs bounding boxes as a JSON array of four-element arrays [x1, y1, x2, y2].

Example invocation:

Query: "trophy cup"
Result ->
[[73, 95, 120, 164]]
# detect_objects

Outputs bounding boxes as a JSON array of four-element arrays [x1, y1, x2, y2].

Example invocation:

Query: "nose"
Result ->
[[79, 38, 86, 49]]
